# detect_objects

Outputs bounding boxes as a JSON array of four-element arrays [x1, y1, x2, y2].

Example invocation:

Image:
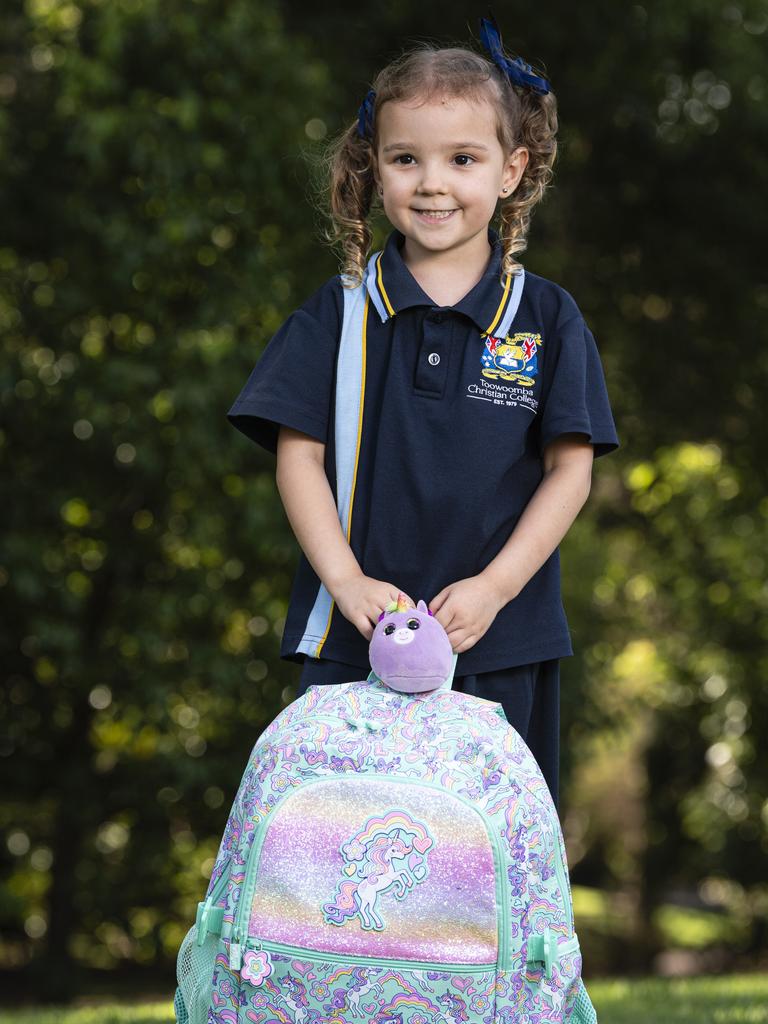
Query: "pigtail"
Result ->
[[498, 87, 558, 278], [322, 120, 377, 287], [499, 87, 561, 276]]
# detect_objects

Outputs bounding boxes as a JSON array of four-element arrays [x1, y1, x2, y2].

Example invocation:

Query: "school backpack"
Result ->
[[173, 599, 598, 1023]]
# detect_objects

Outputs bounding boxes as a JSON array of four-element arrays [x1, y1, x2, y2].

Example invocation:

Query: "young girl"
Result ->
[[227, 18, 618, 810]]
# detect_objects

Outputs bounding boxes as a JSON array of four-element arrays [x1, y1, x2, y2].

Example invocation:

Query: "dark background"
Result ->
[[1, 0, 766, 1001]]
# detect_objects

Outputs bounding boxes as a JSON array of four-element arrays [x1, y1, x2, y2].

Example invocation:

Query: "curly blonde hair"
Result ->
[[323, 41, 558, 287]]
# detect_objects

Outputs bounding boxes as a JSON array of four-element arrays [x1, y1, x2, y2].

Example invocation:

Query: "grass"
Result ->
[[1, 974, 766, 1023], [590, 974, 768, 1022], [0, 1006, 174, 1024]]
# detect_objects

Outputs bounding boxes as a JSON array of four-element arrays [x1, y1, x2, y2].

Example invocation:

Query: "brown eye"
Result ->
[[407, 618, 420, 630], [384, 623, 396, 635]]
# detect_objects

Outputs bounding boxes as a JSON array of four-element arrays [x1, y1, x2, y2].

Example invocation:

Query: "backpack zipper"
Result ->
[[242, 936, 495, 975]]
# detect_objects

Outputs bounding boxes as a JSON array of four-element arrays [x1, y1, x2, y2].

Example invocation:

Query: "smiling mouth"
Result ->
[[413, 209, 458, 220]]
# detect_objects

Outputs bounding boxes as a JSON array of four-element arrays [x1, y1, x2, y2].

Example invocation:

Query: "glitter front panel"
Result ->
[[248, 777, 498, 963]]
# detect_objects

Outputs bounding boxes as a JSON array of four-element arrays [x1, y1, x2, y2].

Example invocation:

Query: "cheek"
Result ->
[[380, 169, 408, 196]]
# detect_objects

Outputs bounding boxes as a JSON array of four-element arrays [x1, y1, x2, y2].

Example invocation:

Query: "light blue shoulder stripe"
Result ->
[[497, 268, 526, 337], [364, 252, 390, 322], [295, 280, 367, 658]]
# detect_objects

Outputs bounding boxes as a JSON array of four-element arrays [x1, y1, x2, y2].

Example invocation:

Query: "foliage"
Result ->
[[0, 0, 335, 998], [560, 440, 768, 968]]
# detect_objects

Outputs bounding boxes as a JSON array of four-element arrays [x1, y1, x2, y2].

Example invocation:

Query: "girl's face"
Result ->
[[374, 93, 528, 269]]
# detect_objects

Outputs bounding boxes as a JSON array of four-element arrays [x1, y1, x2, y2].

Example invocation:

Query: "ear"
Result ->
[[501, 145, 529, 196], [417, 600, 428, 613]]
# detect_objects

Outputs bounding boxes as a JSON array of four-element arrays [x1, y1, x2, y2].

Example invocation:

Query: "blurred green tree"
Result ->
[[0, 0, 336, 999], [561, 442, 768, 971]]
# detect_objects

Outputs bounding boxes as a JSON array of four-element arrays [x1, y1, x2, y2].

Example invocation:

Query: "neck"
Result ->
[[402, 233, 493, 307]]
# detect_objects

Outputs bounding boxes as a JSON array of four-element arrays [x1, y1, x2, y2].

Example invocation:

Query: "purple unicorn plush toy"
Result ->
[[369, 594, 455, 694]]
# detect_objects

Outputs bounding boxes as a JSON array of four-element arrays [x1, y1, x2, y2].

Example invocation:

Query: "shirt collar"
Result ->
[[363, 227, 522, 337]]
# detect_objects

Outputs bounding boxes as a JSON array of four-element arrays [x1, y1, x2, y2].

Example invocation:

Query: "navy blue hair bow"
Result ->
[[357, 88, 376, 140], [479, 15, 550, 95]]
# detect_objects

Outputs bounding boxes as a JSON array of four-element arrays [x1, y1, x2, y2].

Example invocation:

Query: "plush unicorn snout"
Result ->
[[391, 627, 415, 646]]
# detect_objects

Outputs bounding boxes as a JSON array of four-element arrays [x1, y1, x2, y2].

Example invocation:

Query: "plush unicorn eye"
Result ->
[[406, 618, 420, 630], [383, 623, 396, 635]]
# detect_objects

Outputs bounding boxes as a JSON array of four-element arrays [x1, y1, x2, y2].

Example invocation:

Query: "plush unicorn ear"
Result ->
[[417, 600, 428, 613]]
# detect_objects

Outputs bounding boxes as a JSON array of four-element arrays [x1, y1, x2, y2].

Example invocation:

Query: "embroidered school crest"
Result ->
[[481, 332, 543, 387]]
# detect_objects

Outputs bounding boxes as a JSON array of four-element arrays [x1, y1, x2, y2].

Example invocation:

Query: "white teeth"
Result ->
[[417, 210, 455, 219]]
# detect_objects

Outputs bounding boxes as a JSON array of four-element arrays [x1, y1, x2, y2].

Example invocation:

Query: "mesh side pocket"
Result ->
[[570, 978, 598, 1024], [173, 986, 190, 1024], [176, 924, 219, 1024]]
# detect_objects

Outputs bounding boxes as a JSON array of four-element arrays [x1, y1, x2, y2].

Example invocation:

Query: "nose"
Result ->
[[416, 159, 447, 194], [393, 628, 415, 645]]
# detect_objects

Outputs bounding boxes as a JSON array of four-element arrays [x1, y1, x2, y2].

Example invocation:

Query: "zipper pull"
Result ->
[[229, 940, 242, 971]]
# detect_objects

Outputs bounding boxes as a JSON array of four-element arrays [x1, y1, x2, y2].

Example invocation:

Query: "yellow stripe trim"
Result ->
[[484, 273, 512, 338], [375, 253, 396, 317], [316, 294, 369, 656]]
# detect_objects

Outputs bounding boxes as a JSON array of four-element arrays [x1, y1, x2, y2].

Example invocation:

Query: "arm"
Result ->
[[276, 426, 411, 640], [430, 434, 594, 653]]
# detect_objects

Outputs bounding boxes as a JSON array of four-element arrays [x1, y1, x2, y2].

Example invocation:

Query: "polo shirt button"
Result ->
[[428, 352, 440, 366]]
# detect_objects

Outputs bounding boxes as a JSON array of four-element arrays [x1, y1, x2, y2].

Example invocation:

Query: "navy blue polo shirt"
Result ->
[[227, 228, 619, 673]]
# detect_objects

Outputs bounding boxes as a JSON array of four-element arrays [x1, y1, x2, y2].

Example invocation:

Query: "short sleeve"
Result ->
[[538, 315, 619, 458], [226, 308, 339, 454]]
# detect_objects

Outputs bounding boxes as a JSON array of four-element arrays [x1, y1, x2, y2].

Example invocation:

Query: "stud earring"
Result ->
[[378, 186, 383, 196], [501, 187, 510, 194]]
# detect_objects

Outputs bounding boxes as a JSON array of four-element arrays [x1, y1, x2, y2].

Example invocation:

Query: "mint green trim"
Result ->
[[231, 774, 509, 967], [195, 861, 233, 945], [552, 837, 575, 935], [195, 903, 224, 946], [525, 930, 580, 978], [247, 936, 495, 974]]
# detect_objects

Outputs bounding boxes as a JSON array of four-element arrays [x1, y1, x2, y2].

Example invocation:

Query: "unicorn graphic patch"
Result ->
[[322, 810, 434, 931]]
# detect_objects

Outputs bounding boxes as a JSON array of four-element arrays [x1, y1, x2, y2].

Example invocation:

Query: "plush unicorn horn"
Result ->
[[369, 597, 454, 693]]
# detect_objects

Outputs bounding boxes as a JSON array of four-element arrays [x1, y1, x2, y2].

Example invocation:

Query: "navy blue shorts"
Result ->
[[296, 658, 560, 810]]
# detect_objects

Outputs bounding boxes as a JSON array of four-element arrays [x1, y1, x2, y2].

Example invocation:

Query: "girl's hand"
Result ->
[[429, 575, 508, 654], [332, 575, 414, 641]]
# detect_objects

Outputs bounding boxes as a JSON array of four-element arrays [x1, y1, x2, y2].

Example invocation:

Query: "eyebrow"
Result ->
[[382, 141, 490, 153]]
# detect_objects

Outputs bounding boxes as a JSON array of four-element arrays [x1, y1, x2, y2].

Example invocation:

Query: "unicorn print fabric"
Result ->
[[173, 602, 598, 1024]]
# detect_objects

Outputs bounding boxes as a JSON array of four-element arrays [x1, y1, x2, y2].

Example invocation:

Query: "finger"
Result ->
[[446, 624, 469, 648], [454, 634, 478, 654], [434, 595, 458, 629], [355, 616, 374, 641], [366, 605, 384, 628], [435, 606, 457, 632], [385, 588, 415, 610], [429, 588, 450, 614]]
